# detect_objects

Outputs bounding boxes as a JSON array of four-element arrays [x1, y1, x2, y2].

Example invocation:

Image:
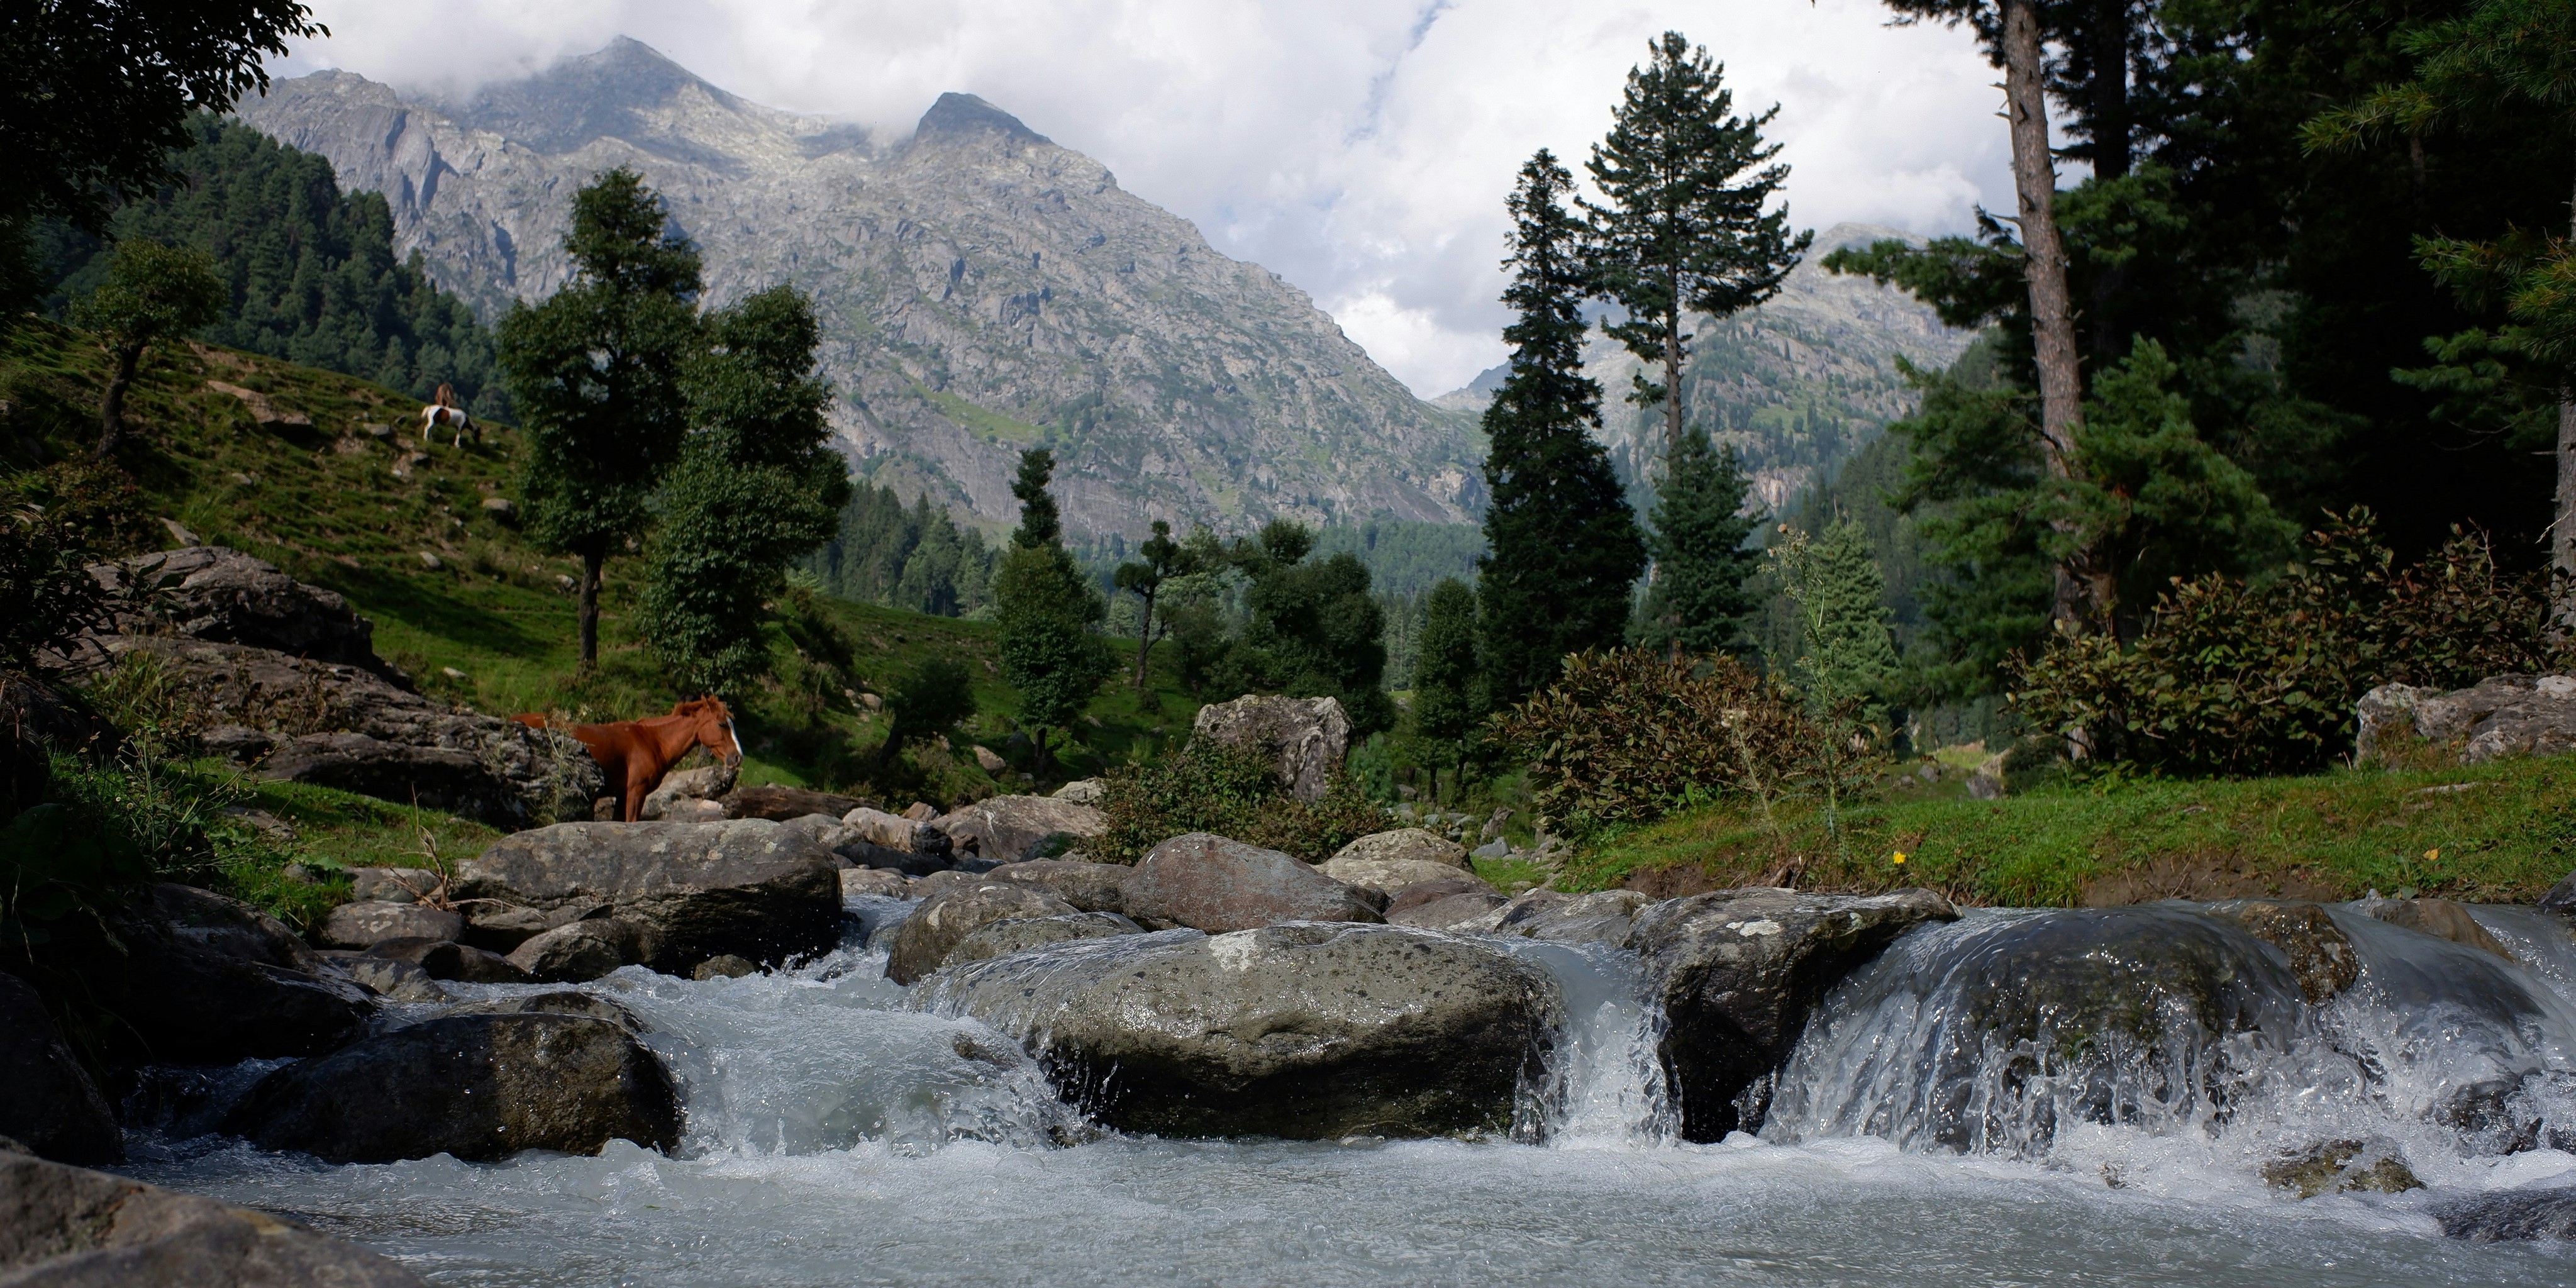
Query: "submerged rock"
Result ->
[[435, 990, 647, 1036], [2348, 896, 2514, 960], [453, 819, 841, 973], [1122, 832, 1382, 933], [226, 1013, 680, 1163], [1627, 886, 1960, 1142], [1764, 906, 2311, 1156], [0, 1146, 429, 1285], [2197, 899, 2360, 1002], [0, 972, 121, 1165], [921, 922, 1559, 1139], [361, 936, 528, 984], [2434, 1185, 2576, 1241], [2259, 1139, 2422, 1199], [692, 954, 759, 979], [1189, 695, 1351, 801], [884, 881, 1081, 984]]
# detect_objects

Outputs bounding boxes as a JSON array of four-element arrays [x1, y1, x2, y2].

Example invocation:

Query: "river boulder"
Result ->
[[0, 1146, 430, 1285], [1122, 833, 1382, 933], [1762, 906, 2312, 1157], [640, 759, 736, 820], [986, 857, 1130, 913], [2358, 674, 2576, 765], [1480, 889, 1650, 946], [1190, 694, 1351, 801], [225, 1013, 681, 1163], [1329, 828, 1470, 870], [504, 915, 656, 983], [318, 899, 465, 949], [452, 819, 840, 974], [0, 972, 121, 1165], [1319, 855, 1479, 896], [2197, 899, 2361, 1002], [948, 912, 1145, 965], [919, 922, 1560, 1138], [2434, 1185, 2576, 1241], [724, 784, 872, 821], [1628, 886, 1960, 1142], [2349, 895, 2514, 959], [435, 990, 647, 1036], [884, 882, 1080, 984], [361, 936, 529, 984], [58, 884, 376, 1065], [932, 794, 1105, 863], [1384, 882, 1508, 931]]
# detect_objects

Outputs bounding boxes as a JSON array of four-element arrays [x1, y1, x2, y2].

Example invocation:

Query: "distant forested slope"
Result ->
[[33, 115, 505, 415]]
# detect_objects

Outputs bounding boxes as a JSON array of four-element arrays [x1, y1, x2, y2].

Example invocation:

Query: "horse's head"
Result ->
[[680, 696, 742, 767]]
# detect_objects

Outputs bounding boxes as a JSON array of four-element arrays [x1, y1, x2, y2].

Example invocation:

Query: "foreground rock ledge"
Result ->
[[225, 1013, 680, 1164], [452, 819, 840, 975], [0, 1146, 429, 1285], [919, 922, 1560, 1139], [1627, 886, 1959, 1142]]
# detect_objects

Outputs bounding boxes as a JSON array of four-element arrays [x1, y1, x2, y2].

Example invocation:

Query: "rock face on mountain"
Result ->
[[238, 39, 1485, 538]]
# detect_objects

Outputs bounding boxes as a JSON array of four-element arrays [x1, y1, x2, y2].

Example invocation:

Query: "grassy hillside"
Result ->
[[1, 320, 1200, 811], [1570, 753, 2576, 908]]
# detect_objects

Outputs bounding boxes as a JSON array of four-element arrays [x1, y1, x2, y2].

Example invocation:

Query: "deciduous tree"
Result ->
[[70, 240, 223, 457]]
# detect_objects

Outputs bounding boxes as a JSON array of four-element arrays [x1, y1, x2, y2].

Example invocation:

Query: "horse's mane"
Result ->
[[433, 382, 457, 408]]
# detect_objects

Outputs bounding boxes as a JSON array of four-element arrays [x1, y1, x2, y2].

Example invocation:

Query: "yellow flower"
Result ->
[[1891, 852, 1907, 865], [2423, 848, 2440, 862]]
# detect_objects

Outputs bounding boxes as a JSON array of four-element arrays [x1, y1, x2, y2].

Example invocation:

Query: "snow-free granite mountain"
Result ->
[[241, 38, 1962, 538]]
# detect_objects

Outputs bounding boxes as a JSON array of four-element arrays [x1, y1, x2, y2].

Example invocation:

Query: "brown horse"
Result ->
[[514, 697, 741, 821]]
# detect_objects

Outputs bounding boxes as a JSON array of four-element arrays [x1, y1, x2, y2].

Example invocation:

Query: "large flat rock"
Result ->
[[452, 819, 840, 974], [1123, 833, 1381, 933], [0, 1146, 429, 1285], [920, 923, 1560, 1138]]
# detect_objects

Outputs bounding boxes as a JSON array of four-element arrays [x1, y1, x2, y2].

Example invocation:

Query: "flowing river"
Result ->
[[119, 897, 2576, 1285]]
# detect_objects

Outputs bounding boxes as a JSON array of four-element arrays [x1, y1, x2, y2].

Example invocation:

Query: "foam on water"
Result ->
[[114, 898, 2576, 1285]]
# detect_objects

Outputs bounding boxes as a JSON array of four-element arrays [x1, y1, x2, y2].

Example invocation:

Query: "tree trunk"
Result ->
[[578, 550, 604, 665], [94, 340, 145, 458], [1663, 325, 1684, 456], [1033, 726, 1053, 782], [1131, 589, 1156, 689], [2555, 164, 2576, 640], [2002, 0, 2094, 631]]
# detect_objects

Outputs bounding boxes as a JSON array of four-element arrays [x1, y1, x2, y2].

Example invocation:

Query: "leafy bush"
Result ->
[[0, 460, 146, 675], [2012, 510, 2571, 777], [1094, 736, 1385, 864], [1494, 648, 1823, 837]]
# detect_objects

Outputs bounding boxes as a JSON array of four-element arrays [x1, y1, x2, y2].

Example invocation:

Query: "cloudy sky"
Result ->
[[272, 1, 2011, 397]]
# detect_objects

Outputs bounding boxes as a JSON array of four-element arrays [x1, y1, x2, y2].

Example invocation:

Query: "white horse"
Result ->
[[419, 383, 477, 448]]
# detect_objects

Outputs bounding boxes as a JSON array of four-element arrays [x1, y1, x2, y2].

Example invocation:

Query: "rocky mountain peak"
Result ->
[[913, 92, 1051, 148]]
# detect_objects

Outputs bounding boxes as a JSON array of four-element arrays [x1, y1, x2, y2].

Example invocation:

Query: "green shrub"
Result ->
[[2012, 511, 2571, 777], [1493, 647, 1819, 837], [1095, 736, 1385, 863]]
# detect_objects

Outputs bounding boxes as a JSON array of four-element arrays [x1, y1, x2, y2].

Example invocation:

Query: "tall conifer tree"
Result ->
[[1638, 428, 1762, 655], [1477, 150, 1647, 706], [994, 448, 1110, 778], [1411, 577, 1482, 803], [1583, 32, 1811, 458]]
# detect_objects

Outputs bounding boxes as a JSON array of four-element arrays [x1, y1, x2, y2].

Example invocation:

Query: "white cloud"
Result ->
[[274, 0, 2010, 396]]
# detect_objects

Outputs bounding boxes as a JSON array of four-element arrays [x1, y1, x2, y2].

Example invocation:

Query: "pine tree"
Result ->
[[1583, 32, 1811, 458], [1638, 428, 1762, 655], [1411, 577, 1481, 803], [1770, 518, 1901, 721], [638, 286, 850, 696], [1476, 150, 1647, 706], [497, 168, 702, 664], [994, 448, 1110, 778]]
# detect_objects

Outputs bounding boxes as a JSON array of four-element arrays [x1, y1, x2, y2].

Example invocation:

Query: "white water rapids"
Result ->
[[119, 897, 2576, 1285]]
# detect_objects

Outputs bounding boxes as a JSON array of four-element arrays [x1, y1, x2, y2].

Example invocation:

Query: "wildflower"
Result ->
[[2423, 848, 2440, 862], [1891, 851, 1907, 865]]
